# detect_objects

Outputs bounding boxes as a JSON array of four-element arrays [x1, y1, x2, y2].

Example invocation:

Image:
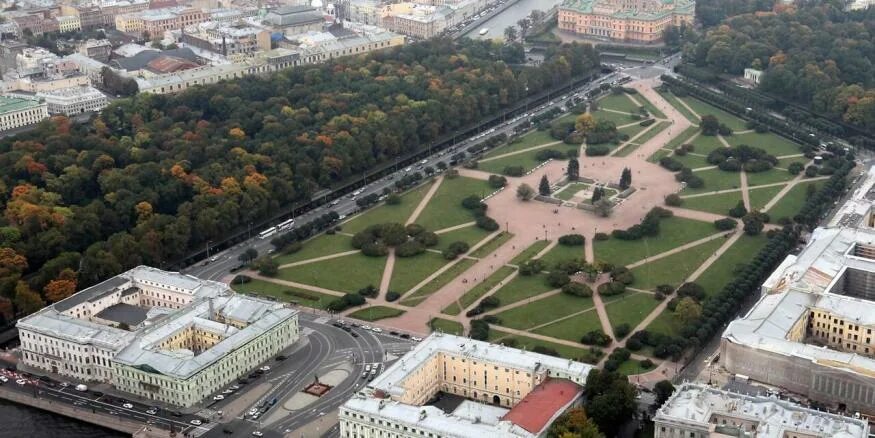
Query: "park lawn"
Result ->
[[746, 168, 796, 186], [617, 359, 656, 376], [748, 184, 787, 211], [682, 168, 741, 195], [604, 292, 662, 333], [625, 121, 670, 148], [491, 273, 555, 306], [510, 240, 551, 265], [450, 266, 517, 313], [629, 238, 725, 290], [689, 134, 727, 154], [599, 93, 641, 113], [617, 123, 647, 141], [401, 258, 478, 306], [532, 309, 602, 342], [343, 183, 432, 233], [678, 96, 748, 131], [277, 252, 386, 293], [594, 216, 718, 267], [538, 243, 585, 267], [777, 156, 807, 169], [478, 149, 543, 175], [680, 191, 743, 215], [766, 180, 820, 220], [416, 176, 493, 231], [695, 234, 769, 297], [658, 91, 699, 123], [442, 302, 462, 315], [389, 251, 449, 295], [429, 318, 464, 335], [647, 149, 673, 163], [726, 132, 802, 156], [646, 307, 685, 337], [469, 231, 513, 258], [484, 130, 557, 158], [493, 293, 594, 330], [634, 93, 666, 119], [437, 225, 489, 251], [348, 306, 405, 322], [591, 108, 637, 125], [554, 182, 587, 201], [231, 279, 338, 310], [273, 233, 354, 265], [671, 152, 710, 169], [665, 126, 700, 150], [488, 328, 597, 362]]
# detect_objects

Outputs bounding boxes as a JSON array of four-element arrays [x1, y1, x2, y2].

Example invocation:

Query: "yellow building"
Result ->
[[57, 15, 82, 33], [558, 0, 694, 43], [115, 13, 145, 34]]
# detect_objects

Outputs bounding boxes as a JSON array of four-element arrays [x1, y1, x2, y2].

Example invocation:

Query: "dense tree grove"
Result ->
[[0, 38, 600, 316], [688, 2, 875, 131]]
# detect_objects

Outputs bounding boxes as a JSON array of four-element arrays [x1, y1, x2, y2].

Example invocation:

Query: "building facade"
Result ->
[[38, 85, 109, 116], [339, 334, 592, 438], [654, 383, 869, 438], [58, 15, 83, 33], [558, 0, 695, 43], [17, 266, 299, 407], [0, 95, 48, 132]]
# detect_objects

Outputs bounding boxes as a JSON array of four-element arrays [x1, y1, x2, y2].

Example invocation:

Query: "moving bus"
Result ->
[[277, 219, 295, 231], [258, 227, 278, 239]]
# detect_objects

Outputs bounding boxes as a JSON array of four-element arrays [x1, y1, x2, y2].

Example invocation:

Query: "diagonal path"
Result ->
[[479, 141, 564, 162], [247, 272, 346, 297], [624, 231, 733, 269], [378, 250, 396, 295], [435, 222, 477, 234], [406, 176, 443, 225], [278, 250, 359, 269]]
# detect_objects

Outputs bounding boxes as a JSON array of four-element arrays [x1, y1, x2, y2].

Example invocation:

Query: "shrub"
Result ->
[[385, 291, 400, 302], [405, 223, 425, 236], [728, 201, 748, 218], [594, 232, 610, 241], [611, 266, 634, 285], [233, 275, 252, 284], [519, 259, 545, 276], [714, 218, 737, 230], [503, 166, 525, 177], [469, 320, 490, 340], [659, 157, 684, 171], [585, 144, 611, 156], [327, 293, 366, 312], [640, 359, 655, 369], [804, 165, 818, 177], [547, 271, 571, 288], [282, 241, 303, 254], [415, 231, 439, 247], [639, 118, 655, 127], [665, 193, 683, 206], [597, 281, 626, 296], [580, 330, 612, 347], [614, 323, 631, 338], [488, 174, 507, 188], [461, 195, 483, 210], [357, 285, 379, 298], [386, 194, 401, 205], [476, 216, 500, 231], [535, 149, 566, 161], [361, 242, 389, 257], [562, 282, 593, 297], [787, 162, 805, 175], [558, 234, 586, 246], [677, 282, 705, 301], [396, 240, 425, 257]]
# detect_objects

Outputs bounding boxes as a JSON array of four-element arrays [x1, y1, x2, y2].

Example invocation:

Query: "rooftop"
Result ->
[[501, 378, 583, 435], [95, 303, 148, 327], [655, 383, 869, 437], [560, 0, 695, 20]]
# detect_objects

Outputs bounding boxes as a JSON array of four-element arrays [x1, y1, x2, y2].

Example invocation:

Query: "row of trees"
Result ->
[[0, 38, 600, 318]]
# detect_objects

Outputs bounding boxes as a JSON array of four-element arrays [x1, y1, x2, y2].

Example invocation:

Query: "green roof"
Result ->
[[560, 0, 694, 20], [0, 96, 43, 115]]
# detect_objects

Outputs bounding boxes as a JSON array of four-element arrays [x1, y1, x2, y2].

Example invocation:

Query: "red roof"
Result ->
[[501, 378, 582, 435]]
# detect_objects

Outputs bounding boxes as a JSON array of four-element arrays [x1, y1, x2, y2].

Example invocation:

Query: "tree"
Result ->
[[567, 158, 580, 181], [503, 26, 518, 42], [584, 369, 637, 437], [742, 213, 764, 235], [787, 162, 805, 175], [386, 193, 401, 205], [253, 256, 279, 276], [538, 175, 551, 196], [488, 174, 507, 188], [728, 200, 748, 218], [619, 167, 632, 190], [665, 193, 683, 206], [591, 187, 603, 203], [238, 247, 258, 263], [700, 114, 720, 136], [575, 113, 596, 133], [653, 380, 676, 406], [517, 183, 535, 201], [675, 297, 702, 325], [14, 281, 44, 315], [44, 278, 77, 303], [548, 407, 604, 438]]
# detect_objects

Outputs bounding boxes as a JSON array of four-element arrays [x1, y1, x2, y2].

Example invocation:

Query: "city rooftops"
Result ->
[[501, 378, 583, 435], [655, 383, 869, 437], [369, 333, 592, 399], [560, 0, 694, 20], [0, 95, 44, 114]]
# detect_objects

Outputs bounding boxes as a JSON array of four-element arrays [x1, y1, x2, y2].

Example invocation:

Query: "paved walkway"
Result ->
[[625, 231, 732, 269], [406, 176, 443, 225], [378, 250, 396, 295], [247, 272, 345, 297], [434, 222, 477, 234], [278, 250, 359, 269], [479, 141, 564, 162]]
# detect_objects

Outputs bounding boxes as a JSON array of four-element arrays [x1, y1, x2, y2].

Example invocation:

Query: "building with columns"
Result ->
[[558, 0, 694, 43]]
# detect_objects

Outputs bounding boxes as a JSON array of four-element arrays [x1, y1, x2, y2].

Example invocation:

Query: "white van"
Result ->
[[75, 384, 88, 392]]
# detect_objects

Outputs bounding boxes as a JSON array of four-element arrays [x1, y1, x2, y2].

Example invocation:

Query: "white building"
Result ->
[[654, 383, 869, 438], [720, 166, 875, 417], [17, 266, 299, 407], [340, 333, 592, 438], [0, 94, 48, 131], [744, 68, 763, 84], [38, 85, 109, 115]]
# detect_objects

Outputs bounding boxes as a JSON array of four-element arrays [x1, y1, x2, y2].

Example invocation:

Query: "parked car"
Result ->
[[146, 408, 158, 415], [122, 403, 133, 409], [190, 419, 203, 426], [214, 395, 225, 401]]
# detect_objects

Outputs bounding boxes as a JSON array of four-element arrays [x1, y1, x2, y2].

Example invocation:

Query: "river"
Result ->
[[0, 400, 125, 438], [464, 0, 563, 40]]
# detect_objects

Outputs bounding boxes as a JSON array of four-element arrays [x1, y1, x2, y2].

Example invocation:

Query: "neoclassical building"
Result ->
[[558, 0, 695, 43], [17, 266, 299, 407]]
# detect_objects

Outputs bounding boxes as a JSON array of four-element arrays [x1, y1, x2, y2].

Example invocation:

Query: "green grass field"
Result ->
[[678, 96, 748, 131], [389, 251, 449, 295], [594, 217, 718, 267], [689, 134, 727, 155], [634, 93, 666, 119], [401, 258, 478, 306], [447, 266, 517, 314], [746, 168, 796, 186], [348, 306, 405, 321], [510, 240, 551, 265], [277, 252, 386, 293], [766, 180, 819, 220], [479, 146, 577, 175], [725, 132, 802, 156], [680, 191, 743, 215], [694, 234, 769, 297], [617, 359, 655, 376], [488, 328, 596, 362], [599, 93, 641, 113], [664, 126, 700, 151], [646, 307, 685, 337], [231, 279, 339, 309], [494, 293, 594, 330], [416, 176, 493, 231], [748, 184, 786, 211], [273, 233, 354, 265], [629, 238, 725, 289], [657, 90, 698, 123], [437, 225, 489, 252], [776, 156, 807, 169], [532, 309, 602, 342], [671, 152, 710, 169], [647, 149, 673, 163], [429, 318, 464, 335], [604, 292, 661, 333], [469, 231, 513, 258], [343, 183, 432, 233], [484, 130, 557, 158], [615, 121, 670, 158], [490, 273, 556, 306], [682, 168, 741, 195], [591, 108, 638, 126], [538, 243, 585, 267]]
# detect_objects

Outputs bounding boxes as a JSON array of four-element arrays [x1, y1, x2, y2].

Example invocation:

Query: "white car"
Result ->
[[252, 432, 264, 437], [0, 376, 8, 383], [222, 389, 233, 394], [362, 325, 371, 330], [122, 403, 133, 409], [371, 327, 383, 333], [260, 366, 271, 372], [213, 395, 225, 401], [231, 385, 240, 391], [411, 337, 423, 342], [190, 420, 203, 426], [146, 408, 158, 415], [15, 379, 26, 385], [248, 408, 258, 417]]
